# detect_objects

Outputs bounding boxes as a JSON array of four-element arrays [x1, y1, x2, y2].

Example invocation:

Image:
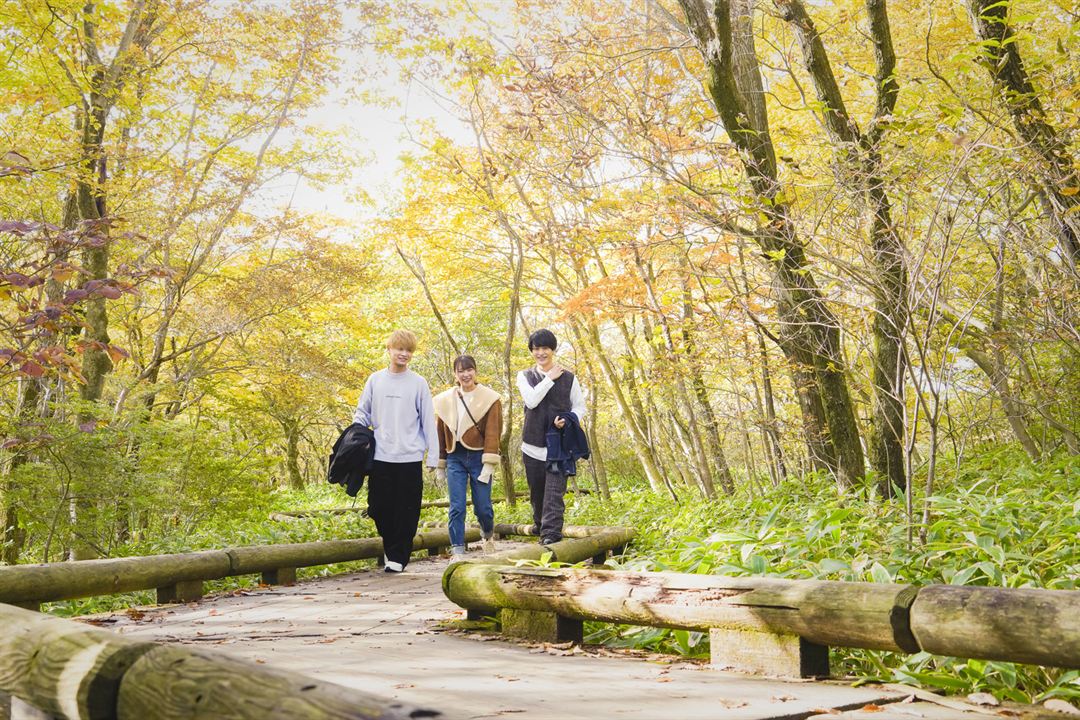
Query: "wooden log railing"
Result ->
[[270, 497, 507, 521], [442, 562, 1080, 677], [0, 527, 478, 610], [0, 603, 447, 720]]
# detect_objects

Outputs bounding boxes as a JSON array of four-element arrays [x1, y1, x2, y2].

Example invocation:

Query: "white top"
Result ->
[[516, 367, 587, 461], [352, 368, 439, 467], [454, 389, 482, 448]]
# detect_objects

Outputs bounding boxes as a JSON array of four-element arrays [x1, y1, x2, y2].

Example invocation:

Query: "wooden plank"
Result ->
[[105, 551, 915, 720], [117, 645, 448, 720], [910, 585, 1080, 668]]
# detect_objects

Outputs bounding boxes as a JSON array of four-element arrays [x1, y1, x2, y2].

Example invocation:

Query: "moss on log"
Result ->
[[226, 539, 385, 574], [443, 565, 916, 652], [910, 585, 1080, 668], [0, 552, 232, 605]]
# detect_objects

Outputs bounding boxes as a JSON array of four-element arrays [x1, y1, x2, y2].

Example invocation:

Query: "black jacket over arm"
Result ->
[[328, 424, 376, 497]]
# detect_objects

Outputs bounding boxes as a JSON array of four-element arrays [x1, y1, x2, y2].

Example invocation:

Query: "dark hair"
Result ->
[[528, 329, 558, 351], [453, 355, 477, 372]]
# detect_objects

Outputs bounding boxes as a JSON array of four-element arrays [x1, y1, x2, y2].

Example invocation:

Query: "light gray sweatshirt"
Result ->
[[352, 368, 439, 467]]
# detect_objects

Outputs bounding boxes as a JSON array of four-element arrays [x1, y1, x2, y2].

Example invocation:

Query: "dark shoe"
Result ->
[[540, 537, 561, 546]]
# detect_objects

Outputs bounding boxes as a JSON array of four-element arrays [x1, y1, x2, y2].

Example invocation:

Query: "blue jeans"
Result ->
[[446, 448, 494, 548]]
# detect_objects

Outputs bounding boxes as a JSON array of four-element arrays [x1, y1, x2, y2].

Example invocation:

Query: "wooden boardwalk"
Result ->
[[88, 546, 986, 720]]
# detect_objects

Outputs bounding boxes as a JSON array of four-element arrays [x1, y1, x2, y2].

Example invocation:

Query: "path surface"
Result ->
[[90, 546, 977, 720]]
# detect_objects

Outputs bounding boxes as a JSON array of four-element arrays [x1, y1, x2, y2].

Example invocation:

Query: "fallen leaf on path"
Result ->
[[967, 693, 999, 707], [1045, 699, 1080, 715], [861, 704, 884, 712], [717, 700, 749, 709], [772, 695, 797, 702]]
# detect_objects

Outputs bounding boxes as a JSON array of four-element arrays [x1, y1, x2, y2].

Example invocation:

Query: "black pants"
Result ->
[[367, 460, 423, 568], [522, 454, 567, 544]]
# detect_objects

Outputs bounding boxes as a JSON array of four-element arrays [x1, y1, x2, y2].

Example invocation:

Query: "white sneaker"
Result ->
[[383, 557, 403, 573], [482, 536, 496, 554], [449, 546, 467, 564]]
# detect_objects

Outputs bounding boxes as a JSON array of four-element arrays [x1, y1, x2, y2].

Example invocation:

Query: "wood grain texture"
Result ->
[[444, 565, 914, 652], [0, 603, 154, 719]]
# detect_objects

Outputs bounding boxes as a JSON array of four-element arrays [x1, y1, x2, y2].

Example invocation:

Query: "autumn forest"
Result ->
[[1, 0, 1079, 695]]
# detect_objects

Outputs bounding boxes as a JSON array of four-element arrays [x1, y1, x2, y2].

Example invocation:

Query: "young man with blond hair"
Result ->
[[353, 329, 439, 572]]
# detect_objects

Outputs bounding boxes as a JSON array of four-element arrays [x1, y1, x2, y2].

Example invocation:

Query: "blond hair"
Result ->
[[386, 329, 418, 352]]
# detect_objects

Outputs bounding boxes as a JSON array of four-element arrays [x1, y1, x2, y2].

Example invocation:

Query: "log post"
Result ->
[[591, 550, 608, 565], [156, 580, 203, 604], [710, 627, 828, 678], [427, 547, 444, 557], [261, 568, 296, 586], [500, 608, 583, 644]]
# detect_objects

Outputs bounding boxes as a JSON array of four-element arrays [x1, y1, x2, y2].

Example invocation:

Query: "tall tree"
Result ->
[[675, 0, 866, 487], [772, 0, 909, 496]]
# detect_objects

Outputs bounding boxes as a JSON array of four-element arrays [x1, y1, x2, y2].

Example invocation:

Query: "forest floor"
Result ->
[[77, 540, 1042, 720]]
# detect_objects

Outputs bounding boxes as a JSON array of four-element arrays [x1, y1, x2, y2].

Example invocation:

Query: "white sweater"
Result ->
[[353, 369, 439, 467]]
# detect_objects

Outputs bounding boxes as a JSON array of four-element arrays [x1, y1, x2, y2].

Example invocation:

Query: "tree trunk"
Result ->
[[774, 0, 907, 495], [680, 260, 735, 493], [677, 0, 866, 488], [634, 247, 716, 498], [968, 0, 1080, 265], [576, 321, 674, 498], [1, 379, 40, 565]]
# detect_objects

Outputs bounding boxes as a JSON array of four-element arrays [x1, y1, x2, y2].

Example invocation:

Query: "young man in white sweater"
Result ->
[[353, 329, 439, 572], [517, 328, 586, 545]]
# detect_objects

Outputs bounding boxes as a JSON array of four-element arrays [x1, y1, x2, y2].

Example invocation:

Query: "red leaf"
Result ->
[[18, 360, 46, 377]]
